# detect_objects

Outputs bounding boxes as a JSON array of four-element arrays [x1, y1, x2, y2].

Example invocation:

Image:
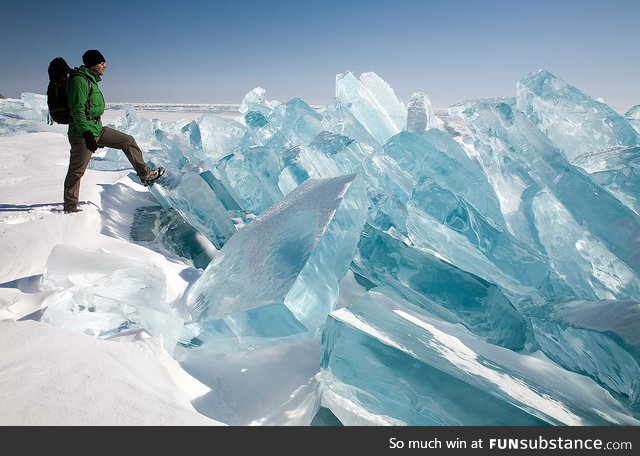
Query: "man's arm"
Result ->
[[67, 75, 90, 134]]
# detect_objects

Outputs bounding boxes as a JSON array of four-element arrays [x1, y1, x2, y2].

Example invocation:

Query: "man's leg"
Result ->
[[63, 136, 93, 210], [97, 126, 154, 179]]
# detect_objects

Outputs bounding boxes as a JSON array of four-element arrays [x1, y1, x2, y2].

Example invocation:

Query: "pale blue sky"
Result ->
[[1, 0, 638, 112]]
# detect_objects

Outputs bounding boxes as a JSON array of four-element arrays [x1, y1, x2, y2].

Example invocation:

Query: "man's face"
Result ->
[[91, 61, 107, 76]]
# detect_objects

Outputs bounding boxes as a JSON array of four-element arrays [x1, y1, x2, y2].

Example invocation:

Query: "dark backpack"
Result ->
[[46, 57, 93, 125]]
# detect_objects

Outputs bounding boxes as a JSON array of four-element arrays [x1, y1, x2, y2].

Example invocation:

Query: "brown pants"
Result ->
[[63, 127, 153, 208]]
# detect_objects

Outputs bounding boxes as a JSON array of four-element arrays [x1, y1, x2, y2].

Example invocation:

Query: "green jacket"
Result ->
[[67, 66, 105, 137]]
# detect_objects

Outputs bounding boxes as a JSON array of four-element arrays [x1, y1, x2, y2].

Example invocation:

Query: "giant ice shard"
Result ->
[[626, 105, 640, 135], [199, 170, 244, 213], [213, 145, 284, 215], [462, 100, 640, 296], [274, 129, 413, 236], [277, 146, 313, 195], [321, 98, 380, 152], [406, 177, 551, 300], [516, 69, 640, 161], [40, 245, 183, 353], [572, 145, 640, 216], [268, 98, 324, 147], [274, 129, 410, 235], [185, 174, 368, 346], [377, 131, 505, 228], [351, 224, 530, 350], [152, 129, 192, 169], [242, 111, 292, 154], [335, 71, 402, 145], [189, 114, 247, 165], [283, 131, 371, 185], [531, 190, 640, 301], [239, 87, 276, 116], [144, 166, 236, 249], [0, 93, 51, 134], [405, 92, 444, 132], [529, 299, 640, 410], [359, 71, 407, 131], [130, 205, 216, 270], [405, 92, 429, 133], [319, 290, 640, 425]]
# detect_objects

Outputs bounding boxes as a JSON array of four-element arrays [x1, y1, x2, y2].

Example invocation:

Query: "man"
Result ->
[[63, 49, 164, 213]]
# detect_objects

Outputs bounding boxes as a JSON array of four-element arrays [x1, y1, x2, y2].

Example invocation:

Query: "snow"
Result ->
[[0, 320, 219, 426]]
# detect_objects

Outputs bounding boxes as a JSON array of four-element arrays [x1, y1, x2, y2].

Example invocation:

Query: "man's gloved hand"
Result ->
[[82, 131, 98, 152]]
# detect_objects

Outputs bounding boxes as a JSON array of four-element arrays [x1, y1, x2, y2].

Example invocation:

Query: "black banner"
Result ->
[[9, 425, 638, 455]]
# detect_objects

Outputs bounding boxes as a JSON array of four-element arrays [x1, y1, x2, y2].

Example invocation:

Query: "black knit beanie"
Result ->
[[82, 50, 106, 68]]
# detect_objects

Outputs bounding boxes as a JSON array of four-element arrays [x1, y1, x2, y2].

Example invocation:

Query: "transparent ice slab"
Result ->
[[185, 174, 368, 347], [516, 69, 640, 161], [319, 290, 640, 425]]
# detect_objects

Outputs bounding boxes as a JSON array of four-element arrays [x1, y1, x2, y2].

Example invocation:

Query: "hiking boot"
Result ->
[[141, 167, 166, 187], [63, 206, 83, 214]]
